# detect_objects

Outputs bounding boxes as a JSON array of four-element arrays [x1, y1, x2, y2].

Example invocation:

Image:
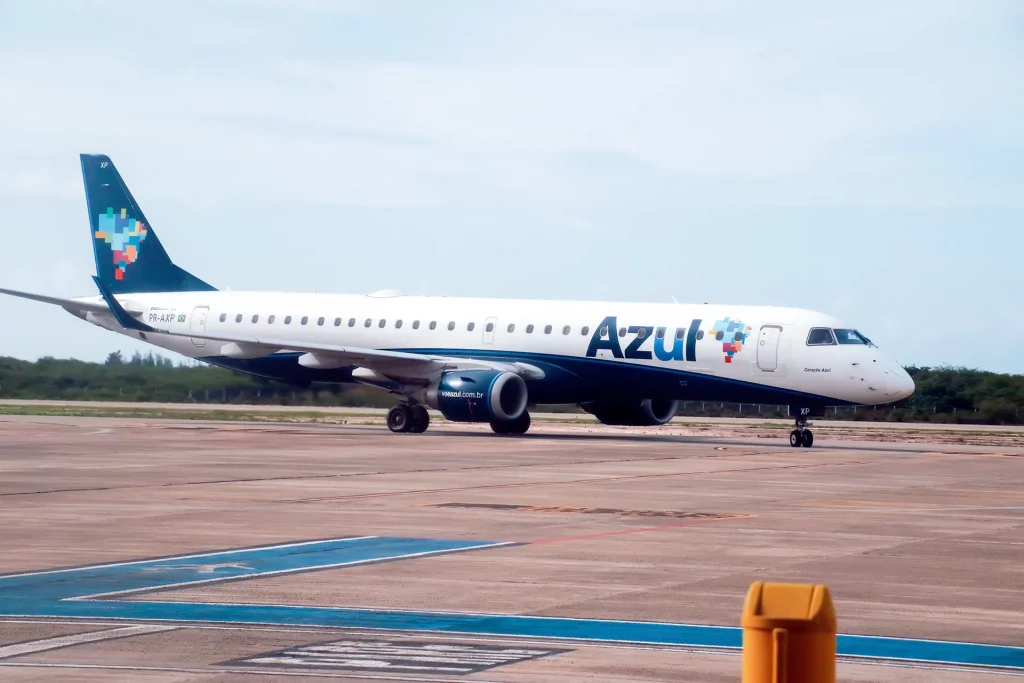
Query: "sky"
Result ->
[[0, 0, 1022, 373]]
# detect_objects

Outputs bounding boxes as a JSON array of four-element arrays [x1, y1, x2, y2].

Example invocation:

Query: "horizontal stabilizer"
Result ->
[[0, 286, 138, 316]]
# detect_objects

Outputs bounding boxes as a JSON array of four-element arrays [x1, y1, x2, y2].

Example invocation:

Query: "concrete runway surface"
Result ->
[[0, 415, 1021, 682]]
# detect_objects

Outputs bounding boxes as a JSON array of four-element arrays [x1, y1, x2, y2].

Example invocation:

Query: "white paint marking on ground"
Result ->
[[0, 624, 176, 660], [73, 541, 516, 600], [0, 662, 510, 682]]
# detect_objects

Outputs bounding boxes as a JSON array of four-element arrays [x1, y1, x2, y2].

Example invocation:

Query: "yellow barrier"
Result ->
[[741, 581, 836, 683]]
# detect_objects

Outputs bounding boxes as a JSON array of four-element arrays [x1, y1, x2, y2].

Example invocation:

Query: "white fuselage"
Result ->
[[71, 289, 914, 407]]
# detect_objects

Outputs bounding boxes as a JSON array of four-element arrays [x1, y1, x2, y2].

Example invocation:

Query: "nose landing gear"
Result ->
[[789, 417, 814, 448]]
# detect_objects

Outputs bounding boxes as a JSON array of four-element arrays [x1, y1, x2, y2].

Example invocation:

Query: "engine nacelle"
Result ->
[[426, 370, 528, 423], [580, 399, 678, 426]]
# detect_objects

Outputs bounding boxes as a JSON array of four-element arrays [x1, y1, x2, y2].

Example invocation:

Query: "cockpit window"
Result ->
[[806, 328, 836, 346], [834, 329, 874, 346]]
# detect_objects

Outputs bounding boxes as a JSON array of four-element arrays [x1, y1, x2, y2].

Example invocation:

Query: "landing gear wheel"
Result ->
[[387, 404, 412, 433], [409, 405, 430, 433], [490, 411, 530, 435], [505, 411, 531, 435], [790, 416, 813, 448]]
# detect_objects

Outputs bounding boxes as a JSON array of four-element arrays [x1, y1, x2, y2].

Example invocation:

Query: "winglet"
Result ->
[[92, 275, 155, 332]]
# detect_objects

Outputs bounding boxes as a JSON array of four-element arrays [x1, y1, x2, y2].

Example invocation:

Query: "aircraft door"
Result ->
[[756, 325, 782, 371], [482, 317, 498, 344], [189, 306, 209, 348]]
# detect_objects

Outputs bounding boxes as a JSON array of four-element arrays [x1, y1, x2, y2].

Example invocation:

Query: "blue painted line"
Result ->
[[0, 537, 1020, 672]]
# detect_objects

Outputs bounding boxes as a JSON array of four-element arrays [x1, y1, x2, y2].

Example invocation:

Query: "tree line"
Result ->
[[0, 353, 1022, 424]]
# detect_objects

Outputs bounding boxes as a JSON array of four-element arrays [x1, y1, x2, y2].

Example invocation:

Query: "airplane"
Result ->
[[0, 154, 915, 447]]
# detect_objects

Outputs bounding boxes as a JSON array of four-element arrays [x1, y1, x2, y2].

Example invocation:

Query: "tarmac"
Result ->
[[0, 414, 1021, 681]]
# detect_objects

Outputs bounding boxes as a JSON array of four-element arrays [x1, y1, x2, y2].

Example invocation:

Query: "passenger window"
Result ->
[[378, 319, 386, 328], [599, 326, 607, 336], [807, 328, 836, 346], [656, 328, 665, 339], [219, 313, 227, 323], [734, 331, 743, 341], [252, 314, 259, 323], [396, 320, 403, 329], [285, 316, 292, 325], [364, 318, 372, 327], [562, 325, 570, 335], [268, 315, 276, 324], [235, 314, 242, 323], [715, 330, 724, 341], [447, 321, 455, 331], [301, 316, 308, 325], [581, 326, 589, 335], [675, 328, 685, 340], [619, 327, 626, 337], [544, 325, 552, 334], [467, 322, 475, 331], [486, 322, 494, 332], [348, 318, 355, 327], [696, 330, 704, 340], [637, 327, 647, 339], [317, 317, 325, 326], [412, 320, 420, 329], [430, 321, 437, 330], [507, 323, 515, 333], [526, 324, 534, 333], [334, 317, 341, 326]]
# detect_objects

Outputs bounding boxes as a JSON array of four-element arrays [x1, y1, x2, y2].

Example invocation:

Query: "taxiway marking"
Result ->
[[0, 624, 175, 659], [0, 536, 1021, 672]]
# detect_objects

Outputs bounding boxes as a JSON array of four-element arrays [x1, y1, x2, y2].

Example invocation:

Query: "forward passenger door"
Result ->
[[756, 325, 782, 371]]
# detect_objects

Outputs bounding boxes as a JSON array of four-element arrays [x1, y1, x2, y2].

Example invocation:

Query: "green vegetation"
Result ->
[[0, 354, 1021, 424], [0, 351, 394, 408], [674, 366, 1024, 424]]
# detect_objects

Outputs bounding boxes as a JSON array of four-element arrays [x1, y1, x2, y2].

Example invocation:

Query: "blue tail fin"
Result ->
[[81, 154, 216, 294]]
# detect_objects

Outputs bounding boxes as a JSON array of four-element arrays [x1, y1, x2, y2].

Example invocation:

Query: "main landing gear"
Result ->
[[387, 404, 430, 433], [490, 411, 531, 435], [386, 404, 532, 436], [789, 417, 814, 448]]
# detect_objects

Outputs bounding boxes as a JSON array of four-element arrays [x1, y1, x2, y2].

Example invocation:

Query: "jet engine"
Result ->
[[425, 370, 528, 423], [580, 398, 678, 426]]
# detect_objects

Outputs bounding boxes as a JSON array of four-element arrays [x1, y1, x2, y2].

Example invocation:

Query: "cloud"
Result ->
[[0, 1, 1020, 210], [0, 1, 1022, 371]]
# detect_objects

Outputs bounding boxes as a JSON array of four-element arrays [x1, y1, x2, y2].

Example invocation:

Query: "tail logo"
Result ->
[[94, 207, 148, 280]]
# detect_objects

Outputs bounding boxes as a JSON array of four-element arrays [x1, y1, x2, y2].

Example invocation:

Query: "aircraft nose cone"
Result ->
[[885, 366, 915, 400]]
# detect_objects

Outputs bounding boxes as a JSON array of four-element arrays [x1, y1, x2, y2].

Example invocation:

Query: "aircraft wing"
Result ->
[[180, 331, 539, 380], [89, 278, 543, 381]]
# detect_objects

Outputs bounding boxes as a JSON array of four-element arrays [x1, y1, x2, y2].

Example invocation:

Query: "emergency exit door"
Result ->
[[482, 317, 498, 344], [190, 306, 209, 348], [757, 325, 782, 371]]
